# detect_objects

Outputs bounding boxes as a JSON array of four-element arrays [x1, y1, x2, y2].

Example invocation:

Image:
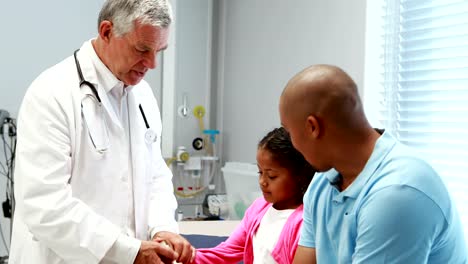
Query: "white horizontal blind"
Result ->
[[380, 0, 468, 241]]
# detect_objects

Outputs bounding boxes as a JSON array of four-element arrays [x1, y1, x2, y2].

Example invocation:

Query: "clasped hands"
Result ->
[[134, 231, 195, 264]]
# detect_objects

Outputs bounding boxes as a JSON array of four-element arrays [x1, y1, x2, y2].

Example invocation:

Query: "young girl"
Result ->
[[192, 127, 315, 264]]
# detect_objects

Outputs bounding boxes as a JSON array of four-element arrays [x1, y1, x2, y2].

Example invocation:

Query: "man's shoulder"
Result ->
[[29, 56, 75, 91], [376, 142, 442, 186], [363, 143, 454, 219], [25, 56, 76, 101]]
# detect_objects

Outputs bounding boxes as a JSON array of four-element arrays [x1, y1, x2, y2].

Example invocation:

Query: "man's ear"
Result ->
[[98, 20, 113, 42], [306, 115, 320, 139]]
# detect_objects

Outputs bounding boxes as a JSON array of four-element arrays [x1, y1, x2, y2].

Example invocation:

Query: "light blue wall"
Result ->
[[0, 1, 165, 118], [0, 1, 100, 117]]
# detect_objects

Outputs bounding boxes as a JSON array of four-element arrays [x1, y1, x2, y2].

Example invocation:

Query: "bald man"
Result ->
[[280, 65, 467, 263]]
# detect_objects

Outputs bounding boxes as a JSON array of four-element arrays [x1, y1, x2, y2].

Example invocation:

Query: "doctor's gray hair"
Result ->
[[98, 0, 173, 37]]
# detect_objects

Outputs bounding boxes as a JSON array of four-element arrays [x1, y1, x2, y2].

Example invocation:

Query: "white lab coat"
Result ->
[[9, 41, 178, 264]]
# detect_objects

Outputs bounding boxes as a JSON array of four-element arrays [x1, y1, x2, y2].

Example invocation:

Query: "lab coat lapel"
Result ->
[[95, 87, 123, 130], [77, 44, 123, 130], [128, 91, 150, 240]]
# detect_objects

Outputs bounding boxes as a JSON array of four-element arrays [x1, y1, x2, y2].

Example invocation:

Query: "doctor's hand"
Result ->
[[152, 231, 195, 264], [134, 240, 178, 264]]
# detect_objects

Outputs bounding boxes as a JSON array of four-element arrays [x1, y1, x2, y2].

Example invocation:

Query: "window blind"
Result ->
[[373, 0, 468, 241]]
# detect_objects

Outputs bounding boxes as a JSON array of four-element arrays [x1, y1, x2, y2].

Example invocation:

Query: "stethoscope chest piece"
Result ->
[[139, 103, 157, 144], [145, 129, 157, 144]]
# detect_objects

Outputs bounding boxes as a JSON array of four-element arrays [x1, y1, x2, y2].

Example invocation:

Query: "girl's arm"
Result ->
[[192, 219, 247, 264], [192, 198, 268, 264]]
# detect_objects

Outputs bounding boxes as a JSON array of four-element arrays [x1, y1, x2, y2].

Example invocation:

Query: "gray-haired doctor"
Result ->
[[9, 1, 193, 263]]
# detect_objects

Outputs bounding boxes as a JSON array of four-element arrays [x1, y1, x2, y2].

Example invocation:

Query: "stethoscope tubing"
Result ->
[[74, 49, 102, 103], [74, 49, 157, 147]]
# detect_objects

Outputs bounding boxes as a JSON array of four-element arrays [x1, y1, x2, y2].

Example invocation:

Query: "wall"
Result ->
[[0, 1, 98, 117], [0, 1, 164, 117], [173, 0, 213, 156], [217, 0, 367, 163], [170, 0, 218, 218]]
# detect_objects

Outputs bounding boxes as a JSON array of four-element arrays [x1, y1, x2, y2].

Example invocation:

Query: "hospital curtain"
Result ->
[[368, 0, 468, 240]]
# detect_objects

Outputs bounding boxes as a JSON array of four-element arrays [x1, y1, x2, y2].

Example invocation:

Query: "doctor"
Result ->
[[10, 0, 193, 263]]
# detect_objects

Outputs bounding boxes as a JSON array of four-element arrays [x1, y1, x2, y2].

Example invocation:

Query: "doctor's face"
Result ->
[[107, 21, 169, 86]]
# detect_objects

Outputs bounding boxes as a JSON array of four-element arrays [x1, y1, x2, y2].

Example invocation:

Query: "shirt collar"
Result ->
[[328, 130, 397, 199], [80, 39, 126, 94]]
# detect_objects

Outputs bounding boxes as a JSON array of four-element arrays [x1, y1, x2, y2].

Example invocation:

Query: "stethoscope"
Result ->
[[74, 49, 157, 154]]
